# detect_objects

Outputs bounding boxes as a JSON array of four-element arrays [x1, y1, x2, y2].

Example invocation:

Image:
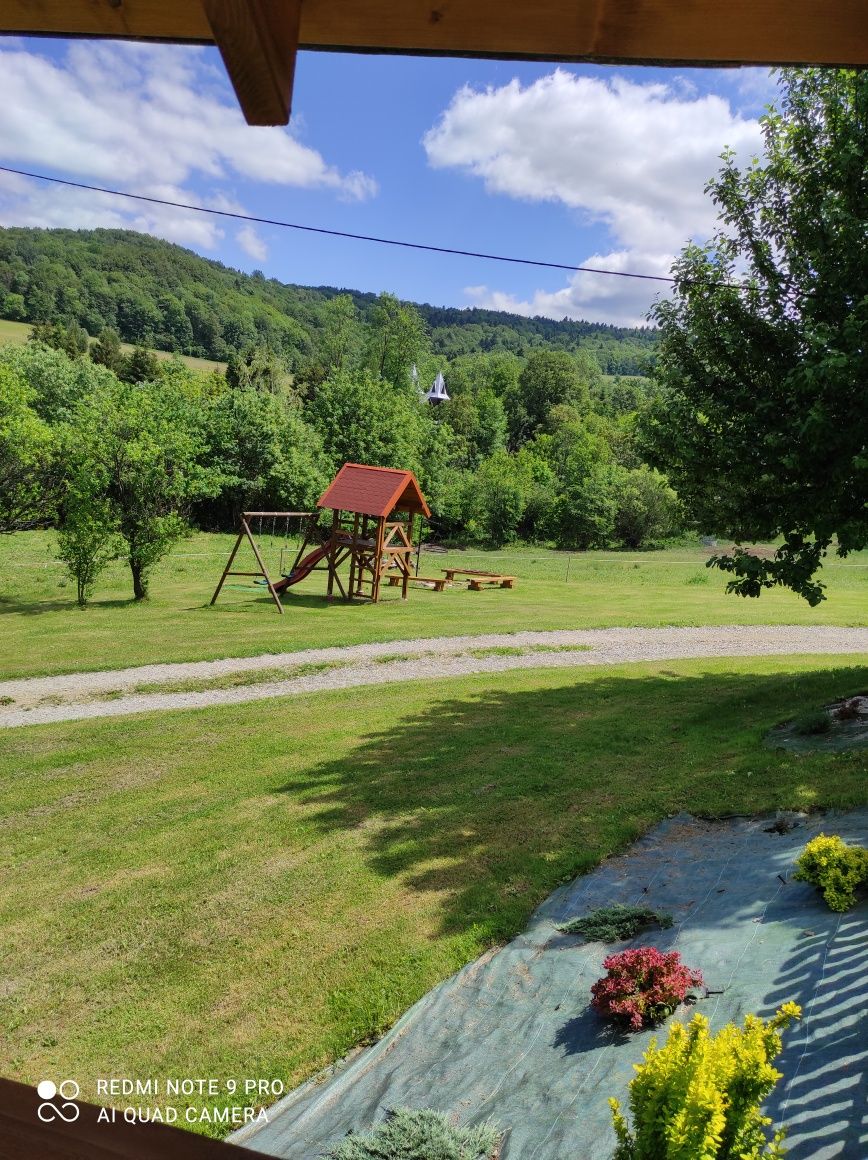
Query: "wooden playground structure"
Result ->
[[211, 464, 433, 612]]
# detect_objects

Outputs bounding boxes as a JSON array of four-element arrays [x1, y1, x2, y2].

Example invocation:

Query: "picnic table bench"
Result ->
[[387, 574, 447, 592], [441, 568, 516, 590]]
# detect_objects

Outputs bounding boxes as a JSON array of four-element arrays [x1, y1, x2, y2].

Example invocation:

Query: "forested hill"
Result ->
[[0, 227, 654, 375]]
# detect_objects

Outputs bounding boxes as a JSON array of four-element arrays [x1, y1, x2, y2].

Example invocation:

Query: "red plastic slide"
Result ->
[[272, 545, 329, 592]]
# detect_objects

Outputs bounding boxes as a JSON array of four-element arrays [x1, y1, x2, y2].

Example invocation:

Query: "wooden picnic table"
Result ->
[[441, 568, 516, 589]]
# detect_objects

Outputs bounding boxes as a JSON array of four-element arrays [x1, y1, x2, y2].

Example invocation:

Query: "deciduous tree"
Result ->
[[0, 363, 56, 533], [71, 379, 216, 599], [643, 69, 867, 604]]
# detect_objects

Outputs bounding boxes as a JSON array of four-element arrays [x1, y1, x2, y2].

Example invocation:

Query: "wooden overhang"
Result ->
[[0, 2, 865, 127], [317, 463, 432, 519]]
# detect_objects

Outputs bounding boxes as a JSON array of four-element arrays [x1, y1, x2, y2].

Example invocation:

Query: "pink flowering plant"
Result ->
[[591, 947, 703, 1031]]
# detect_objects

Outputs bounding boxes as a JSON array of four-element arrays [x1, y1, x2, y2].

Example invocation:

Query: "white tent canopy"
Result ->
[[426, 371, 449, 404]]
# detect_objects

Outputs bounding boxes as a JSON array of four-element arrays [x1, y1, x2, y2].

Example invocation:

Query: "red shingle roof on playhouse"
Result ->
[[317, 464, 431, 519]]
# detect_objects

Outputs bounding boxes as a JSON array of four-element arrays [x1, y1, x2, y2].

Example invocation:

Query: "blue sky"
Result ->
[[0, 38, 778, 326]]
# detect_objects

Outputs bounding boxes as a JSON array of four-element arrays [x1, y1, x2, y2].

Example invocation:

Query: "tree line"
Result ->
[[0, 293, 681, 604], [0, 226, 655, 374]]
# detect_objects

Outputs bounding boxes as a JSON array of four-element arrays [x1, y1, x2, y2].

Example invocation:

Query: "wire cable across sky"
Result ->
[[0, 162, 754, 292], [0, 163, 684, 285]]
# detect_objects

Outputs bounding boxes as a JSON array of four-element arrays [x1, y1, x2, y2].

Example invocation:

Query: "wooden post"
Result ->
[[415, 516, 424, 577], [211, 516, 284, 613], [348, 512, 360, 598], [403, 514, 414, 600], [371, 516, 386, 603], [210, 527, 246, 605], [202, 0, 301, 126], [326, 509, 340, 599], [359, 514, 371, 599]]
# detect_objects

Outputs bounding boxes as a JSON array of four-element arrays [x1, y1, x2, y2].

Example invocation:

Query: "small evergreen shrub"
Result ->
[[324, 1108, 500, 1160], [609, 1002, 801, 1159], [790, 709, 831, 736], [793, 833, 868, 911], [560, 905, 673, 942], [591, 947, 703, 1031]]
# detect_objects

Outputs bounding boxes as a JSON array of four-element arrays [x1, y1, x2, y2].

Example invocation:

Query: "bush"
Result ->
[[552, 463, 619, 549], [591, 947, 703, 1031], [793, 833, 868, 912], [470, 451, 526, 546], [56, 503, 120, 607], [790, 709, 831, 736], [613, 466, 681, 549], [324, 1108, 500, 1160], [560, 906, 673, 943], [0, 362, 57, 533], [610, 1003, 801, 1159]]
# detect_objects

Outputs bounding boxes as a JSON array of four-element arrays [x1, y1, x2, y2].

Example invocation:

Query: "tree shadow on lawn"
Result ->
[[0, 595, 137, 615], [277, 664, 868, 946], [259, 718, 865, 1160], [203, 589, 413, 613]]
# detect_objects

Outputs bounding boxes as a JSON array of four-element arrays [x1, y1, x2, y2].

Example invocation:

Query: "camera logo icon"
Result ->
[[36, 1079, 81, 1123]]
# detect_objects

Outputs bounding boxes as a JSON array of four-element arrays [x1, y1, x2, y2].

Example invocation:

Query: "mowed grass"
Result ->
[[0, 656, 865, 1134], [0, 318, 226, 374], [2, 531, 867, 679]]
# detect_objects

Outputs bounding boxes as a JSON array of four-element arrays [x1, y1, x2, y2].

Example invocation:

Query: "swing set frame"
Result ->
[[210, 511, 320, 614]]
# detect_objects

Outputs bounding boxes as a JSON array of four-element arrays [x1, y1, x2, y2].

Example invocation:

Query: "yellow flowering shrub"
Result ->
[[792, 833, 868, 912], [609, 1003, 801, 1159]]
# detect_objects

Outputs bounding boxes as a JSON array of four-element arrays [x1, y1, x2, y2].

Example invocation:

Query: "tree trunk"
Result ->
[[131, 561, 147, 601]]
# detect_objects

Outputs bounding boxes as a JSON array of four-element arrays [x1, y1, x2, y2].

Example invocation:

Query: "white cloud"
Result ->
[[720, 67, 780, 114], [426, 71, 763, 325], [0, 41, 376, 252], [237, 224, 268, 262], [0, 170, 227, 250], [465, 249, 673, 328]]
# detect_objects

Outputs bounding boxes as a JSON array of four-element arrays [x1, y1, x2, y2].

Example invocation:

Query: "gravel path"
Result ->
[[1, 625, 866, 729]]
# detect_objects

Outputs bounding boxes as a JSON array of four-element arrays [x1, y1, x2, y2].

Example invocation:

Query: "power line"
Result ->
[[0, 163, 685, 285]]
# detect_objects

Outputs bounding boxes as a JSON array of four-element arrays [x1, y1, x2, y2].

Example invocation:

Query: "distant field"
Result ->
[[2, 531, 866, 679], [0, 318, 227, 375]]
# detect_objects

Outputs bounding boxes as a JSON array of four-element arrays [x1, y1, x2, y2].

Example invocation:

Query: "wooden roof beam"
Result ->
[[0, 1, 865, 126], [202, 0, 300, 126], [0, 0, 865, 65]]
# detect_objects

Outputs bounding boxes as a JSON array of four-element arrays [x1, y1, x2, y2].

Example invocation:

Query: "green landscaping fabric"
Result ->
[[235, 811, 868, 1160]]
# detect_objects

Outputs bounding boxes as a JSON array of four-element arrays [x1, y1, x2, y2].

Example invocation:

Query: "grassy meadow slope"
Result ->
[[0, 318, 226, 374]]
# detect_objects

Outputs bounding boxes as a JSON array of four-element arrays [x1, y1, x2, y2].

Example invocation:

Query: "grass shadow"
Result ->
[[206, 589, 413, 613], [0, 596, 139, 616]]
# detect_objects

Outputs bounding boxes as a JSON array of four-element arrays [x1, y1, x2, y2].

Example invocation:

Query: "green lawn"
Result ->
[[0, 318, 226, 374], [1, 656, 865, 1133], [2, 531, 866, 679]]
